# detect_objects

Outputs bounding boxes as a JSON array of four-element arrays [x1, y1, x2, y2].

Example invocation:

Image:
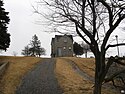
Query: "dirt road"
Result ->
[[16, 58, 63, 94]]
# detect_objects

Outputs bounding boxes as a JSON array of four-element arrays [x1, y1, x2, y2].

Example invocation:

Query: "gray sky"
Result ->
[[2, 0, 125, 57], [3, 0, 57, 57]]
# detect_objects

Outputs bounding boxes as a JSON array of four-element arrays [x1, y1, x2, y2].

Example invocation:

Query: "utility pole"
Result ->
[[115, 35, 120, 56]]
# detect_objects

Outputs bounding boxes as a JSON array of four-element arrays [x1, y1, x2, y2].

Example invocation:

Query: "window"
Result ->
[[63, 46, 66, 50], [69, 47, 71, 50], [64, 39, 67, 43]]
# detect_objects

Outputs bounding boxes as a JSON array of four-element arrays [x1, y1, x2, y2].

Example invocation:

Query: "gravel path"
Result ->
[[16, 58, 63, 94]]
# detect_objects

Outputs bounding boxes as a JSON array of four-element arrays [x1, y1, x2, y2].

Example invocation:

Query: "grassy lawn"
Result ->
[[64, 57, 95, 78], [55, 58, 93, 94], [0, 56, 120, 94], [55, 57, 119, 94], [0, 56, 41, 94]]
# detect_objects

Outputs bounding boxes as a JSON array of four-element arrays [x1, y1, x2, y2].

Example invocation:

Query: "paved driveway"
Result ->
[[16, 58, 63, 94]]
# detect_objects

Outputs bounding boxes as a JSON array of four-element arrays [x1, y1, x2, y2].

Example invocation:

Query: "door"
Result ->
[[57, 47, 62, 57]]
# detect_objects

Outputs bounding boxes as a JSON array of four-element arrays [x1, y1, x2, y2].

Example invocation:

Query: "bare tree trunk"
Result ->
[[94, 80, 102, 94], [92, 49, 105, 94], [93, 51, 107, 94], [93, 55, 102, 94], [94, 61, 102, 94]]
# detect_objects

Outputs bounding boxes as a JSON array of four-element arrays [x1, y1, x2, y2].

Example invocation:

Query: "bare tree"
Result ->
[[33, 0, 125, 94]]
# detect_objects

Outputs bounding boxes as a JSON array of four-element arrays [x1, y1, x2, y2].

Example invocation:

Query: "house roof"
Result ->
[[51, 34, 73, 45], [55, 34, 73, 41]]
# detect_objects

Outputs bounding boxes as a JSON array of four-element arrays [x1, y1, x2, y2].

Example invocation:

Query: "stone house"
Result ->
[[51, 35, 74, 57]]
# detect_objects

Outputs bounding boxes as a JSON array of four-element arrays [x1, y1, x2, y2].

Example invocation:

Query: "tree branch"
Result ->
[[106, 43, 125, 51], [98, 0, 113, 27], [75, 23, 91, 45], [101, 14, 125, 53]]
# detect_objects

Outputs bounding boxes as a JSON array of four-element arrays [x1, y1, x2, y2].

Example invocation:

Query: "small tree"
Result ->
[[0, 0, 10, 51], [36, 47, 46, 57], [21, 45, 30, 56], [22, 34, 46, 57], [73, 42, 83, 56], [29, 34, 42, 56]]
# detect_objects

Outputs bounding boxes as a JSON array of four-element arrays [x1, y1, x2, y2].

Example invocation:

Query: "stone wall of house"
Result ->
[[51, 35, 73, 57]]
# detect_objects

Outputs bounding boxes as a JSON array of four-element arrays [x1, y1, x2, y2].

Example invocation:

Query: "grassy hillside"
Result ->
[[0, 56, 41, 94], [55, 57, 119, 94], [55, 58, 93, 94], [0, 56, 120, 94]]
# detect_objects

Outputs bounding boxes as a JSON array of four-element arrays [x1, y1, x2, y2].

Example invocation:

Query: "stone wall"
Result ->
[[51, 35, 73, 57]]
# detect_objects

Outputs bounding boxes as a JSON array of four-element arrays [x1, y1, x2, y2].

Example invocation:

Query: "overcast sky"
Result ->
[[2, 0, 125, 57], [3, 0, 57, 57]]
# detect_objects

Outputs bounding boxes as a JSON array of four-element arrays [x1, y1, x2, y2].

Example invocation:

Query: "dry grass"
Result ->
[[0, 56, 120, 94], [55, 57, 119, 94], [55, 58, 93, 94], [0, 56, 41, 94], [65, 57, 95, 77]]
